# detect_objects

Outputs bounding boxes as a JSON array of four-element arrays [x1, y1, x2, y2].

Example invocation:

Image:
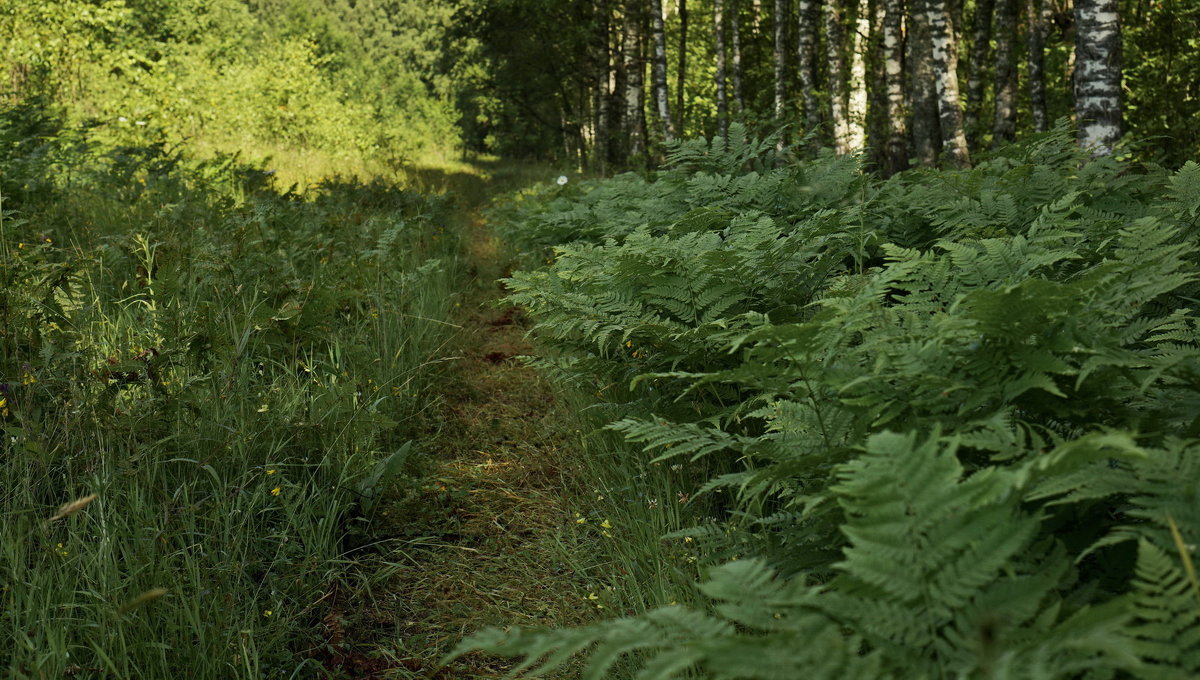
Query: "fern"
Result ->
[[480, 127, 1200, 677]]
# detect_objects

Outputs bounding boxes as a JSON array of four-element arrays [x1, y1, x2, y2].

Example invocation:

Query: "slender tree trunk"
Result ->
[[1026, 0, 1050, 131], [846, 0, 869, 151], [964, 0, 994, 149], [867, 0, 888, 165], [774, 0, 788, 120], [908, 0, 940, 165], [826, 0, 850, 152], [676, 0, 688, 134], [928, 0, 970, 166], [732, 0, 745, 111], [650, 0, 675, 141], [882, 0, 908, 174], [595, 0, 612, 171], [622, 0, 646, 160], [796, 0, 820, 133], [715, 0, 729, 136], [1074, 0, 1120, 155], [991, 0, 1018, 146]]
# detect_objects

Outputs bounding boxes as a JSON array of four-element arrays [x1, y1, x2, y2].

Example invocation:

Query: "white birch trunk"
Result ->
[[927, 0, 970, 166], [650, 0, 675, 141], [1074, 0, 1121, 155], [846, 0, 868, 151]]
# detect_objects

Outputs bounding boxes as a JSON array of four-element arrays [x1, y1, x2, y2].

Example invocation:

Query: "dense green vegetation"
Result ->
[[1, 0, 461, 182], [455, 128, 1200, 677], [3, 0, 1200, 677], [0, 101, 460, 676]]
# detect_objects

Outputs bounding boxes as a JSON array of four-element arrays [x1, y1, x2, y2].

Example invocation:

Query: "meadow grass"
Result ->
[[0, 125, 467, 677]]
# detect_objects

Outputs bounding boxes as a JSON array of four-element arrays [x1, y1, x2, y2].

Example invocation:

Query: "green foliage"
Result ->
[[0, 103, 459, 676], [0, 0, 460, 170], [456, 127, 1200, 676]]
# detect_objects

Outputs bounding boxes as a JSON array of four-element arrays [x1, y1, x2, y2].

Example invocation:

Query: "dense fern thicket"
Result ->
[[458, 126, 1200, 677], [0, 104, 459, 676]]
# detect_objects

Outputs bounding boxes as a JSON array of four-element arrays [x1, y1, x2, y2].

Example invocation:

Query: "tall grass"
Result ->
[[0, 110, 462, 677]]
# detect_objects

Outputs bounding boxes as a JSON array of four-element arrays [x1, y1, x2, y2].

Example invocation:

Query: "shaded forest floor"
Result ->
[[317, 164, 595, 678]]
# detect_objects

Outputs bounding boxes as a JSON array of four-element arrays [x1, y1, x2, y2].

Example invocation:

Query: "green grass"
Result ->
[[0, 127, 466, 677]]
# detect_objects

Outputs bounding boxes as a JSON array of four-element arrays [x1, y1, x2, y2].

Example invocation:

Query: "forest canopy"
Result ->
[[3, 0, 1197, 172]]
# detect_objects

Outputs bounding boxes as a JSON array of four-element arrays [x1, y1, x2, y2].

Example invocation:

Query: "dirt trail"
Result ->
[[323, 170, 592, 678]]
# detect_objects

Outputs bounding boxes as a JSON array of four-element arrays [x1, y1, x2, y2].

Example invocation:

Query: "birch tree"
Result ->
[[595, 0, 613, 170], [882, 0, 908, 174], [732, 0, 745, 112], [649, 0, 674, 141], [715, 0, 729, 136], [1026, 0, 1051, 132], [796, 0, 820, 133], [826, 0, 850, 152], [774, 0, 788, 121], [846, 0, 868, 151], [963, 0, 993, 148], [1074, 0, 1121, 155], [908, 0, 940, 165], [991, 0, 1018, 146], [621, 0, 646, 159], [676, 0, 688, 134], [928, 0, 970, 166]]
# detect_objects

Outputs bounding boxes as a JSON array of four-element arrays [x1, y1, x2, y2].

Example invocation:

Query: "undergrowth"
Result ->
[[0, 104, 461, 677], [454, 124, 1200, 678]]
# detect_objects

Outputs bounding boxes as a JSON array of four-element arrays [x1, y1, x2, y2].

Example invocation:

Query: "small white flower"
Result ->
[[118, 116, 128, 122], [556, 175, 568, 186], [135, 120, 147, 126]]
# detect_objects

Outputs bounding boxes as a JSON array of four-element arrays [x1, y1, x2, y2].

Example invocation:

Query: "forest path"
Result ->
[[322, 163, 593, 678]]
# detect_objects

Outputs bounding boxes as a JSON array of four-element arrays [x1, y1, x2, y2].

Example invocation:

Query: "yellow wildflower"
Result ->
[[265, 469, 277, 475], [600, 519, 612, 529], [263, 610, 273, 617], [270, 486, 281, 496]]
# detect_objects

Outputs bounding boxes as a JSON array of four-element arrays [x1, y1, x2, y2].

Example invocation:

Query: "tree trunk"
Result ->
[[826, 0, 850, 152], [595, 0, 613, 171], [964, 0, 994, 149], [650, 0, 674, 141], [846, 0, 869, 151], [796, 0, 820, 133], [928, 0, 970, 166], [881, 0, 908, 175], [1074, 0, 1120, 155], [676, 0, 688, 134], [774, 0, 788, 120], [908, 0, 940, 165], [991, 0, 1018, 146], [715, 0, 729, 136], [622, 0, 647, 160], [732, 0, 745, 112], [1026, 0, 1051, 131]]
